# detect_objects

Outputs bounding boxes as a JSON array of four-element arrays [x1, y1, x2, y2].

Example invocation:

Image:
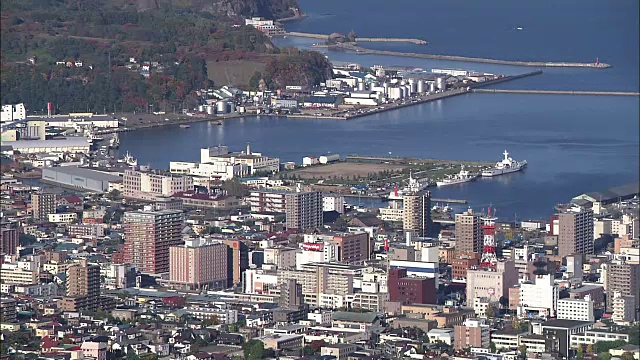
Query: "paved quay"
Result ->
[[473, 89, 640, 96], [284, 31, 427, 44]]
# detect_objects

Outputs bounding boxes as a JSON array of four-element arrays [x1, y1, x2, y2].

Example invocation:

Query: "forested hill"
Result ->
[[0, 0, 329, 114]]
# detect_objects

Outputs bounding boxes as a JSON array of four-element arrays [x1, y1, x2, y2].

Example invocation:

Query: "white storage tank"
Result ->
[[228, 102, 236, 113], [238, 106, 246, 113], [417, 80, 425, 94], [409, 79, 417, 94], [429, 82, 436, 93], [216, 101, 227, 114], [405, 85, 411, 96], [206, 105, 215, 115], [388, 87, 401, 100], [400, 80, 406, 86], [198, 105, 205, 112], [358, 82, 365, 91], [399, 87, 406, 99], [436, 77, 446, 90], [319, 154, 340, 164]]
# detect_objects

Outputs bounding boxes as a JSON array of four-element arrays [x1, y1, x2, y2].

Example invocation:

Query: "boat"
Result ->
[[436, 165, 479, 186], [216, 121, 223, 126], [121, 151, 138, 166], [109, 133, 120, 149], [516, 27, 523, 31], [180, 124, 190, 129], [482, 150, 527, 177], [388, 172, 429, 200]]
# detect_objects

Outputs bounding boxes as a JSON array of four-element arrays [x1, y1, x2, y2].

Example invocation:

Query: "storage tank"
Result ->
[[405, 85, 411, 96], [228, 102, 236, 113], [436, 77, 446, 90], [400, 80, 406, 86], [408, 79, 417, 94], [319, 154, 340, 164], [429, 82, 436, 93], [198, 105, 205, 112], [358, 82, 365, 91], [216, 101, 227, 114], [399, 87, 405, 99], [206, 105, 215, 115], [388, 87, 401, 100], [417, 80, 425, 94], [238, 106, 246, 113]]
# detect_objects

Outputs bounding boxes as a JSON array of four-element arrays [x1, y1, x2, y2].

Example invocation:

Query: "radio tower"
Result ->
[[480, 205, 498, 270]]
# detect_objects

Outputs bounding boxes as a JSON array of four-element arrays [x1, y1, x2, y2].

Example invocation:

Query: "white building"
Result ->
[[303, 156, 320, 167], [1, 103, 26, 123], [427, 328, 454, 345], [556, 296, 594, 322], [323, 194, 345, 213], [518, 274, 558, 318], [570, 330, 629, 349], [243, 269, 278, 294], [199, 145, 279, 175], [123, 169, 194, 201], [170, 161, 248, 181], [296, 241, 339, 270], [48, 212, 78, 224]]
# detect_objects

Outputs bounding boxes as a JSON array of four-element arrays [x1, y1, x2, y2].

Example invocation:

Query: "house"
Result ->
[[74, 61, 83, 67], [58, 195, 83, 211]]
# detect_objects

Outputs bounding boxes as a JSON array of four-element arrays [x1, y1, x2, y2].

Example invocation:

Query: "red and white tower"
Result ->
[[480, 205, 498, 269]]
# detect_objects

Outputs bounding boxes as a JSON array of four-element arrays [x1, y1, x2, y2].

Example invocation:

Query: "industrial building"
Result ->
[[4, 138, 90, 154], [42, 166, 122, 192]]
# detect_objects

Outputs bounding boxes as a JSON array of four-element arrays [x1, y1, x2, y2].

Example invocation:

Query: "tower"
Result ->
[[480, 206, 498, 269]]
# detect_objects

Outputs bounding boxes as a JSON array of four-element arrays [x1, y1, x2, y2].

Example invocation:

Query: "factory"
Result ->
[[2, 138, 90, 154], [41, 166, 122, 192], [42, 113, 120, 129]]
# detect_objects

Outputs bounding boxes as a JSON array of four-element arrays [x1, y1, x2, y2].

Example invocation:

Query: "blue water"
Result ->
[[119, 0, 639, 221]]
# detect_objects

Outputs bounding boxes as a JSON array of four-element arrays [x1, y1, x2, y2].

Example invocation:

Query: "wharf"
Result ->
[[473, 89, 640, 96], [331, 43, 610, 68], [283, 32, 427, 44], [343, 193, 468, 204]]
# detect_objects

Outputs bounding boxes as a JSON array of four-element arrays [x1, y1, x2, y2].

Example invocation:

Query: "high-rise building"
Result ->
[[402, 192, 432, 237], [32, 192, 56, 221], [123, 209, 184, 274], [454, 318, 490, 350], [285, 191, 323, 230], [558, 208, 594, 257], [223, 239, 249, 286], [605, 261, 640, 311], [169, 238, 228, 290], [455, 209, 483, 254], [59, 260, 100, 312], [388, 268, 436, 304], [279, 279, 303, 308], [0, 223, 19, 255]]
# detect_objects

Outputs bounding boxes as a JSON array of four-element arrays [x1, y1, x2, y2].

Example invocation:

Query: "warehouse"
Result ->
[[3, 138, 90, 154], [41, 166, 122, 192]]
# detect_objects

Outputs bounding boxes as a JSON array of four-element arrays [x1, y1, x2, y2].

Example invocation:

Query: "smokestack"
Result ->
[[246, 142, 251, 155], [47, 102, 52, 117]]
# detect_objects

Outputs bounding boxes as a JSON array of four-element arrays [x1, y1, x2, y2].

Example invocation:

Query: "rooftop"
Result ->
[[5, 138, 90, 148], [542, 319, 594, 329], [43, 166, 122, 182]]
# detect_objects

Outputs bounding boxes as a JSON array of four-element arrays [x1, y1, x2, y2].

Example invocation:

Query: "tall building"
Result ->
[[517, 274, 559, 318], [612, 292, 636, 325], [123, 169, 193, 201], [403, 193, 431, 237], [223, 239, 249, 286], [454, 318, 490, 350], [169, 238, 228, 290], [0, 223, 19, 255], [388, 268, 436, 305], [466, 260, 518, 304], [332, 232, 370, 265], [558, 208, 594, 257], [285, 190, 323, 230], [59, 260, 100, 312], [279, 279, 304, 308], [605, 261, 640, 311], [455, 209, 483, 254], [123, 210, 184, 274], [32, 192, 56, 220]]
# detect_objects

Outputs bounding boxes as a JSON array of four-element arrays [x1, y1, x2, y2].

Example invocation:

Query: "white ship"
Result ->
[[119, 151, 138, 166], [482, 150, 527, 177], [436, 165, 479, 186], [388, 172, 429, 200], [109, 133, 120, 149]]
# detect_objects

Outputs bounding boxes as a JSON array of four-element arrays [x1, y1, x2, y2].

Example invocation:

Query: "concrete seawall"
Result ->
[[283, 32, 426, 44], [473, 89, 640, 96], [331, 43, 610, 69]]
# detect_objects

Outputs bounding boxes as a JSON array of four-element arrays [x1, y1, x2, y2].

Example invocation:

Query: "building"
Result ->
[[123, 169, 194, 201], [388, 268, 436, 304], [169, 238, 228, 290], [285, 190, 323, 230], [279, 279, 304, 308], [47, 212, 78, 224], [0, 265, 38, 285], [0, 297, 17, 323], [558, 207, 594, 257], [259, 334, 304, 351], [249, 189, 288, 213], [321, 344, 357, 360], [455, 209, 483, 254], [570, 329, 630, 349], [0, 224, 19, 255], [3, 138, 90, 154], [171, 191, 239, 210], [32, 192, 56, 221], [605, 261, 640, 310], [41, 167, 121, 193], [403, 193, 431, 237], [1, 103, 26, 123], [80, 341, 107, 360], [453, 318, 490, 350], [323, 194, 345, 213], [223, 239, 249, 286], [451, 253, 481, 280], [200, 144, 280, 175], [612, 292, 636, 325], [518, 274, 558, 319], [466, 260, 518, 305], [333, 232, 370, 265], [556, 296, 594, 322], [123, 210, 184, 274], [541, 319, 593, 358], [59, 260, 101, 312]]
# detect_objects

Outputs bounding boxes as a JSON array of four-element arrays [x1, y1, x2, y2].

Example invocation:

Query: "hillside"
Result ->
[[0, 0, 325, 114]]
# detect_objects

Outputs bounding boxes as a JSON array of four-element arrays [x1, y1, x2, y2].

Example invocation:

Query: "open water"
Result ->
[[119, 0, 639, 220]]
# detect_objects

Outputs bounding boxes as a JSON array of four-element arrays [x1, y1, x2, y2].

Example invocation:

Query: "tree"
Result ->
[[485, 305, 496, 318], [243, 340, 264, 360], [490, 342, 497, 353], [309, 340, 326, 352], [586, 344, 594, 354], [595, 340, 627, 353], [577, 345, 584, 360], [511, 317, 520, 331], [518, 344, 527, 357], [621, 352, 635, 360], [303, 346, 315, 356]]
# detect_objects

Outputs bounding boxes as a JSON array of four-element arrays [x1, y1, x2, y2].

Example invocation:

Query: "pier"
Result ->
[[330, 43, 610, 68], [283, 32, 427, 44], [473, 89, 640, 96]]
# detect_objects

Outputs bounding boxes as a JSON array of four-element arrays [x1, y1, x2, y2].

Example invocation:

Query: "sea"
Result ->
[[118, 0, 639, 221]]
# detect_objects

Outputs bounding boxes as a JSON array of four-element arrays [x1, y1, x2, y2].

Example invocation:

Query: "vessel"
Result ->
[[180, 124, 190, 129], [121, 151, 138, 166], [388, 172, 429, 200], [436, 165, 479, 186], [482, 150, 527, 177], [109, 133, 120, 149]]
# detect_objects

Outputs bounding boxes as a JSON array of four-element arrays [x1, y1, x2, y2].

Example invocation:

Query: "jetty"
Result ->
[[330, 43, 610, 69], [283, 32, 427, 45], [473, 89, 639, 96]]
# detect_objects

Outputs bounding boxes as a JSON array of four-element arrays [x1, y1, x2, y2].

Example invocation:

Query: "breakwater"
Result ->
[[283, 32, 427, 44], [330, 43, 611, 68], [473, 89, 640, 96]]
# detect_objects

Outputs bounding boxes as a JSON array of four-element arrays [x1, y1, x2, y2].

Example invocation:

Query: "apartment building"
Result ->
[[518, 274, 558, 318], [48, 212, 78, 223], [32, 192, 56, 220], [612, 292, 636, 325], [605, 261, 640, 310], [558, 207, 594, 257], [123, 169, 193, 201], [59, 260, 101, 312], [169, 238, 228, 290], [388, 268, 436, 304], [0, 224, 19, 255], [466, 260, 518, 304], [454, 318, 490, 350], [403, 193, 432, 237], [556, 297, 594, 322], [285, 191, 323, 230], [455, 209, 483, 254]]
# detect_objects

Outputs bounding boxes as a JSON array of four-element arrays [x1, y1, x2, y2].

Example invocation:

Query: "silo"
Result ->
[[417, 80, 425, 94], [216, 101, 227, 114], [198, 105, 205, 112], [405, 85, 411, 96], [400, 80, 406, 86], [358, 82, 365, 91], [436, 77, 446, 90], [238, 106, 246, 113], [206, 105, 215, 115], [399, 87, 405, 99], [228, 102, 236, 113], [408, 79, 417, 94], [429, 82, 436, 93]]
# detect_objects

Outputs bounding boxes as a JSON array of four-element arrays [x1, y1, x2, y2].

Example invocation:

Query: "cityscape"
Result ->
[[0, 1, 639, 360]]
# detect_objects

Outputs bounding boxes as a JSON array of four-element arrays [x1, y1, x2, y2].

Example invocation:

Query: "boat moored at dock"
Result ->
[[482, 150, 527, 177], [436, 165, 479, 186]]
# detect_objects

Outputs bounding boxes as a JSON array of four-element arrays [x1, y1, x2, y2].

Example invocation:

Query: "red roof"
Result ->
[[42, 336, 59, 349], [62, 195, 83, 203]]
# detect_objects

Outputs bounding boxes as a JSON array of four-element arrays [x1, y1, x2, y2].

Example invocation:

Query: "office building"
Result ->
[[403, 193, 432, 237], [1, 103, 26, 123], [32, 192, 56, 220], [605, 261, 640, 310], [0, 224, 19, 255], [200, 144, 280, 175], [455, 209, 483, 254], [123, 169, 193, 201], [541, 320, 593, 358], [279, 279, 304, 308], [123, 210, 184, 274], [59, 260, 101, 312], [223, 239, 249, 286], [454, 318, 490, 350], [466, 260, 518, 304], [558, 208, 594, 257], [169, 238, 228, 290], [518, 274, 559, 318], [332, 232, 370, 265], [285, 190, 323, 230], [388, 268, 436, 305], [556, 297, 595, 322]]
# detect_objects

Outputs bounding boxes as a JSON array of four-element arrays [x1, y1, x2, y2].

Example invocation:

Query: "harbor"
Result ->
[[472, 89, 640, 96], [283, 31, 427, 44]]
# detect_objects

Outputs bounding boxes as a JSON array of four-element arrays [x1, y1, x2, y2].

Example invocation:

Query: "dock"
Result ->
[[431, 198, 468, 204], [330, 43, 610, 69], [473, 89, 640, 96], [433, 219, 455, 225], [283, 32, 427, 45]]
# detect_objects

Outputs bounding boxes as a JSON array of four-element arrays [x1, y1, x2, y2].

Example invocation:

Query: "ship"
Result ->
[[109, 133, 120, 149], [436, 165, 479, 186], [388, 172, 429, 200], [119, 151, 138, 166], [482, 150, 527, 177], [179, 124, 190, 129]]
